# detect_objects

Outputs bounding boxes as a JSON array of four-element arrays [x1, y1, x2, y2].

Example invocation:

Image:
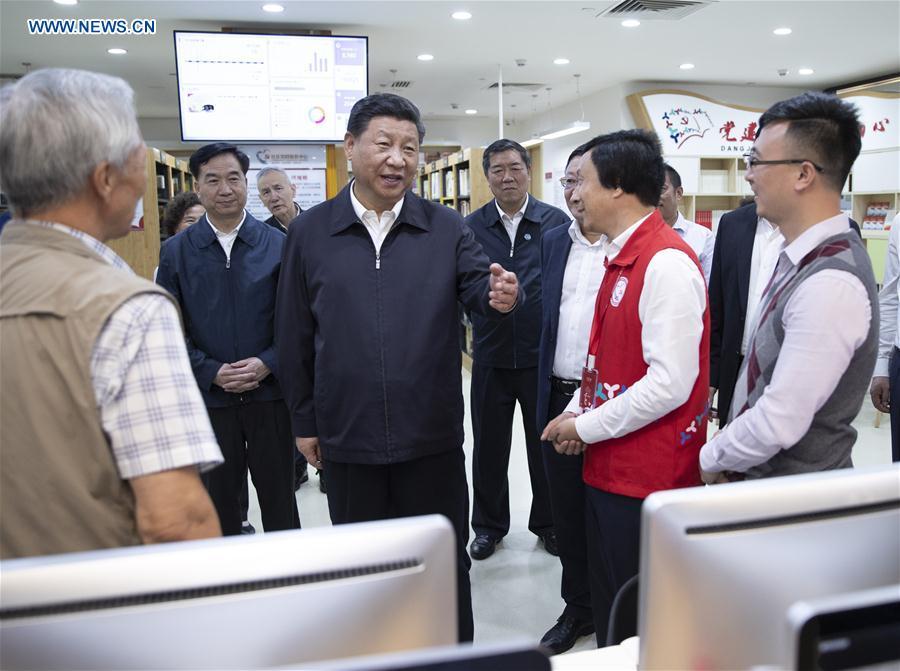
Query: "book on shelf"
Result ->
[[458, 200, 471, 217], [444, 171, 455, 198], [422, 177, 431, 201], [695, 210, 713, 230], [458, 168, 470, 197]]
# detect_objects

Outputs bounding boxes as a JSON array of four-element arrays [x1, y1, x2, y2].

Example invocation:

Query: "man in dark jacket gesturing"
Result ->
[[275, 93, 520, 643]]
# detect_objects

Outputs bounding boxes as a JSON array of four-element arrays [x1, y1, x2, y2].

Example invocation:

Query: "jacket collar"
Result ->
[[329, 183, 430, 236], [190, 211, 263, 249]]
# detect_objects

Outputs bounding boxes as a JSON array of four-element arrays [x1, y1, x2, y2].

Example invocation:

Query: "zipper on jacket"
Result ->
[[376, 252, 381, 270], [226, 257, 231, 269]]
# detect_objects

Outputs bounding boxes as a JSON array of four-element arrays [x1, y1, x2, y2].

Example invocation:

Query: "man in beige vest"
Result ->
[[0, 68, 224, 560]]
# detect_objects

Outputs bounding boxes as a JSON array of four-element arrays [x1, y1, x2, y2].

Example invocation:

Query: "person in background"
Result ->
[[870, 213, 899, 461], [161, 191, 204, 238], [255, 166, 323, 495], [0, 68, 222, 559], [701, 92, 877, 482], [535, 145, 600, 654], [257, 167, 302, 234], [464, 139, 569, 562], [275, 93, 521, 643], [657, 163, 714, 283], [542, 130, 709, 645], [157, 142, 299, 537]]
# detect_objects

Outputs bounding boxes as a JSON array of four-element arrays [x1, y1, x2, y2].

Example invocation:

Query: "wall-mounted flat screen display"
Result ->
[[174, 31, 368, 142]]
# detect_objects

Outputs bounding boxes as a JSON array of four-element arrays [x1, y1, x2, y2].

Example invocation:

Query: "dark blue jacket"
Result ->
[[537, 222, 575, 434], [464, 196, 569, 369], [275, 185, 514, 465], [156, 213, 285, 408]]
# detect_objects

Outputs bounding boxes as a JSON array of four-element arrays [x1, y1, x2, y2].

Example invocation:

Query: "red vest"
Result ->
[[583, 211, 710, 499]]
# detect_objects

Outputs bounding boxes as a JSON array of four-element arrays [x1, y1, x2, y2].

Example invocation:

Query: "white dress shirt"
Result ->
[[552, 221, 607, 380], [875, 214, 900, 378], [350, 180, 404, 259], [741, 217, 785, 355], [700, 214, 872, 473], [207, 211, 247, 263], [496, 194, 529, 245], [673, 212, 715, 283], [565, 214, 707, 444]]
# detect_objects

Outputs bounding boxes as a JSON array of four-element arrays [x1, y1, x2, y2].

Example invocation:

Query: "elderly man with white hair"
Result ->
[[0, 68, 224, 559]]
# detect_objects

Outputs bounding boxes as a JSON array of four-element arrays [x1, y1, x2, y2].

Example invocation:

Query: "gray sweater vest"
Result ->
[[729, 231, 878, 479]]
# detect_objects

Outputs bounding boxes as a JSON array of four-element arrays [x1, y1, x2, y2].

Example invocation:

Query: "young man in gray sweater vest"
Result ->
[[700, 92, 878, 482]]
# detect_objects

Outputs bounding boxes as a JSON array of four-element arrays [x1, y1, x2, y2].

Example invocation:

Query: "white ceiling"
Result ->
[[1, 0, 898, 122]]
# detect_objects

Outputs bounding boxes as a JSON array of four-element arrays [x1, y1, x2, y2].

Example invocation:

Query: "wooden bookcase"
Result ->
[[107, 147, 193, 280], [417, 147, 493, 217]]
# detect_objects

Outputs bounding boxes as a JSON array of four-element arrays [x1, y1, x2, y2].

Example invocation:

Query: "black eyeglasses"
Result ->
[[742, 154, 825, 173]]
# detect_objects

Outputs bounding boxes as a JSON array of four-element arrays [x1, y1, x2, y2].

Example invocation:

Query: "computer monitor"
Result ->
[[787, 585, 900, 670], [0, 515, 457, 670], [638, 464, 900, 670]]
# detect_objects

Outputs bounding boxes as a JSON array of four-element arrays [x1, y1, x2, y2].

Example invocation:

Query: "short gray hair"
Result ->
[[0, 68, 143, 216], [256, 166, 290, 182]]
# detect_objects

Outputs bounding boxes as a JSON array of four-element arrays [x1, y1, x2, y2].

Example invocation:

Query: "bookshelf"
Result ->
[[417, 147, 493, 217]]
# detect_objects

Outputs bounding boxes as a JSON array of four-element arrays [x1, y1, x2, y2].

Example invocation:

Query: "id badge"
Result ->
[[579, 354, 598, 412]]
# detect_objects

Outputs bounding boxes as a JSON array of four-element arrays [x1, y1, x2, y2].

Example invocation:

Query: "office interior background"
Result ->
[[0, 0, 898, 666]]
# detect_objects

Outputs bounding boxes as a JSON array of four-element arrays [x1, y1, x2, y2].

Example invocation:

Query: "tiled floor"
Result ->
[[246, 367, 893, 653]]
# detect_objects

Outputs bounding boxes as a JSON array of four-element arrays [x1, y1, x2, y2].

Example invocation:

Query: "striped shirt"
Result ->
[[29, 221, 223, 478]]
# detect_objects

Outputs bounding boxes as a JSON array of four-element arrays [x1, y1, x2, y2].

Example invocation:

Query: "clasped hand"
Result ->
[[214, 357, 270, 393], [541, 411, 585, 455]]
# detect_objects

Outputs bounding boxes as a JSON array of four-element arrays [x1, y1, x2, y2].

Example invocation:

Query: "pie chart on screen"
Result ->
[[308, 106, 326, 125]]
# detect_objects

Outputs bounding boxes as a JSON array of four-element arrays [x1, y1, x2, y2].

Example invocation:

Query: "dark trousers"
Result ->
[[585, 486, 643, 646], [206, 400, 300, 536], [470, 363, 553, 539], [891, 347, 900, 462], [323, 449, 474, 643], [541, 386, 592, 622], [238, 450, 307, 523]]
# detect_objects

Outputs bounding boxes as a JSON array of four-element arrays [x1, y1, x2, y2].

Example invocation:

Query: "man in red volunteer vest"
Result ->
[[542, 130, 710, 645]]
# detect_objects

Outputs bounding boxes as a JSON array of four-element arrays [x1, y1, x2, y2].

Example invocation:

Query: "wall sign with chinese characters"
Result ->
[[627, 90, 765, 157], [841, 93, 899, 152]]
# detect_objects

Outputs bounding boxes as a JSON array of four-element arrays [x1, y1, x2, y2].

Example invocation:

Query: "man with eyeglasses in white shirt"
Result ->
[[700, 92, 878, 483]]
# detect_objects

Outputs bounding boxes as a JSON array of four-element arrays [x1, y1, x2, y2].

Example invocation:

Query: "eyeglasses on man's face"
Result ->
[[742, 153, 825, 173], [559, 176, 583, 190]]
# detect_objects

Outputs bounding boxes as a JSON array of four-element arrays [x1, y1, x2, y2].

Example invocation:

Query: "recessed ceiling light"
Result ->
[[262, 3, 284, 12], [798, 67, 814, 75], [773, 27, 792, 35], [621, 19, 640, 28], [554, 58, 570, 65], [107, 48, 127, 55], [680, 63, 695, 70], [451, 11, 472, 20], [53, 0, 78, 5], [465, 109, 477, 115], [417, 54, 434, 61]]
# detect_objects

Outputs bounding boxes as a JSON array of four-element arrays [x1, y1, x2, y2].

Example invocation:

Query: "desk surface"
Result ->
[[551, 637, 638, 670]]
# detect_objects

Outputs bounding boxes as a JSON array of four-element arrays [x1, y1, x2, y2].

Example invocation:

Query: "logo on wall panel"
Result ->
[[611, 276, 628, 307], [662, 107, 714, 149]]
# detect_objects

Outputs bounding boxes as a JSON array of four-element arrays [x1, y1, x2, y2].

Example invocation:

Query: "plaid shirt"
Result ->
[[30, 222, 223, 478]]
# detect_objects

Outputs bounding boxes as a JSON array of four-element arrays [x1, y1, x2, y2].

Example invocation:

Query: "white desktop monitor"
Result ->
[[638, 465, 900, 670], [0, 515, 457, 670]]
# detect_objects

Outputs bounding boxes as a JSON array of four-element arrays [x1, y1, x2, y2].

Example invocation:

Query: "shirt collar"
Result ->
[[24, 220, 132, 272], [605, 212, 653, 258], [567, 219, 606, 248], [781, 213, 851, 266], [350, 179, 404, 222], [207, 210, 247, 238], [672, 211, 689, 233], [495, 193, 529, 222]]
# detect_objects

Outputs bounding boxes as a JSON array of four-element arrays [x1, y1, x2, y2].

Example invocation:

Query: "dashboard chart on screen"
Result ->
[[174, 31, 368, 143]]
